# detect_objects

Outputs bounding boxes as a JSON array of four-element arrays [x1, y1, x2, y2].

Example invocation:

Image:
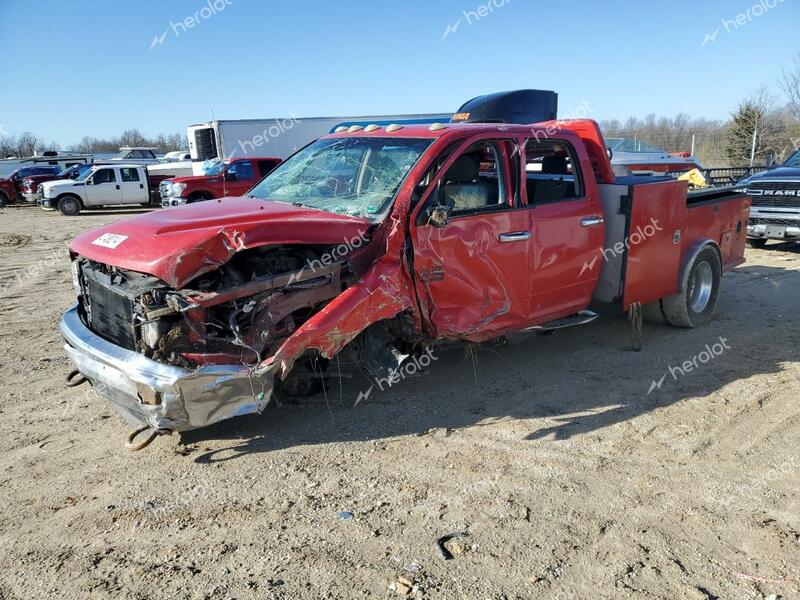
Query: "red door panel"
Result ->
[[412, 210, 532, 340], [622, 181, 686, 307], [529, 199, 605, 322]]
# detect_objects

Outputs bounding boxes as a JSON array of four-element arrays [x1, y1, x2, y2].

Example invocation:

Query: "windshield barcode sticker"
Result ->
[[92, 233, 128, 249]]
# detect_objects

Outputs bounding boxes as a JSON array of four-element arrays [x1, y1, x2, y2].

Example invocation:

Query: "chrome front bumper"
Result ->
[[61, 304, 277, 432], [160, 196, 187, 208]]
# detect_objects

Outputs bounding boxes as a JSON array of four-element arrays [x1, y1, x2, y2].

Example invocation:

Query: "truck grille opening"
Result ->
[[83, 273, 137, 350], [77, 261, 164, 352]]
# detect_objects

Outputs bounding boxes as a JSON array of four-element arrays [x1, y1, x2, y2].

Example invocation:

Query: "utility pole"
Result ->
[[750, 126, 758, 167], [690, 134, 696, 157]]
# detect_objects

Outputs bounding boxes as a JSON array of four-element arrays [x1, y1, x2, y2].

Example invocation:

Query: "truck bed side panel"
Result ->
[[622, 180, 686, 307], [683, 192, 751, 272]]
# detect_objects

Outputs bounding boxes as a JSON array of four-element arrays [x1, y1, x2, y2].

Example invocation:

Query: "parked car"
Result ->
[[606, 137, 703, 175], [0, 165, 62, 206], [20, 163, 94, 203], [160, 151, 191, 162], [39, 164, 170, 215], [159, 157, 281, 207], [60, 91, 750, 444], [739, 148, 800, 248], [108, 147, 161, 165]]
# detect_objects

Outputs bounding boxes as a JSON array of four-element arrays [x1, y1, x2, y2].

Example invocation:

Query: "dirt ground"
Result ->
[[0, 204, 798, 600]]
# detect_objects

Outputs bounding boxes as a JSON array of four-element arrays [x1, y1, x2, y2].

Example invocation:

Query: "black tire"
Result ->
[[642, 301, 667, 324], [57, 195, 82, 216], [0, 192, 7, 208], [662, 246, 721, 328], [747, 238, 768, 249]]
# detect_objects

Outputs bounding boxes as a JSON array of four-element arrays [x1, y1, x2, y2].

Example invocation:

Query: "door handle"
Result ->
[[139, 183, 144, 189], [581, 216, 604, 227], [116, 184, 120, 190], [499, 231, 532, 243]]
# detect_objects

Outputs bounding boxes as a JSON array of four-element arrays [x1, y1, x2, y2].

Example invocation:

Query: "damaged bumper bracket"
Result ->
[[60, 304, 278, 432]]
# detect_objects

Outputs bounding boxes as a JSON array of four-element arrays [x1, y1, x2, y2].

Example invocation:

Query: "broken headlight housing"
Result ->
[[71, 260, 82, 296]]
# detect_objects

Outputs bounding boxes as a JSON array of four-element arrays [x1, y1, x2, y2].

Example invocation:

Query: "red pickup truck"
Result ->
[[61, 100, 750, 446], [20, 164, 92, 203], [159, 157, 281, 207], [0, 165, 61, 206]]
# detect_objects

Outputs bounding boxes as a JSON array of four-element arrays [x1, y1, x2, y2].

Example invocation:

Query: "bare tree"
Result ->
[[780, 53, 800, 119]]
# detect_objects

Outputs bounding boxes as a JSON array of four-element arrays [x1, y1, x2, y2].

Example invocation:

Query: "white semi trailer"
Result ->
[[185, 113, 449, 174]]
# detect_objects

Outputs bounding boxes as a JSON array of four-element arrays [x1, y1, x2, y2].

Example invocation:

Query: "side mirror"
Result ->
[[425, 203, 452, 228], [224, 171, 236, 181], [85, 178, 93, 185]]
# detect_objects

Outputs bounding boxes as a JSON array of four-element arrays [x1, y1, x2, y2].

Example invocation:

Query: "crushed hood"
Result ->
[[70, 197, 372, 288]]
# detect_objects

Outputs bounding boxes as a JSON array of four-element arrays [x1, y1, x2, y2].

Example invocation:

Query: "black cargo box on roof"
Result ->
[[451, 90, 558, 125]]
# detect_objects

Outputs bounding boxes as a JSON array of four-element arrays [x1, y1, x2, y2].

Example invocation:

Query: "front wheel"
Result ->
[[57, 196, 82, 216], [0, 192, 8, 208], [747, 238, 768, 249], [662, 246, 721, 328]]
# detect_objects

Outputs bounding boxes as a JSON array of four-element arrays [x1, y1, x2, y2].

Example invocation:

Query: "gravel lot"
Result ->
[[0, 205, 798, 599]]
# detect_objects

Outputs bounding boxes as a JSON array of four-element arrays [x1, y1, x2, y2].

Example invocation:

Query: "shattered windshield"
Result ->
[[248, 137, 432, 220]]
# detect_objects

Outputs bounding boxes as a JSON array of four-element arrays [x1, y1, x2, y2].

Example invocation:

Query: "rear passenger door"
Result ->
[[85, 168, 122, 206], [524, 139, 605, 322], [118, 167, 148, 204], [411, 136, 534, 339]]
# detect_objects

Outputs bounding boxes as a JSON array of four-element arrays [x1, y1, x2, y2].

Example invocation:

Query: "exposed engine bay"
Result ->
[[73, 245, 362, 373]]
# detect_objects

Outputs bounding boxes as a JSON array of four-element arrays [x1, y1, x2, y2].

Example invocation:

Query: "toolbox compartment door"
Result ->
[[622, 180, 687, 308]]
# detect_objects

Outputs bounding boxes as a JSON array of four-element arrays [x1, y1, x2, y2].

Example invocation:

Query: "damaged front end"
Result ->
[[63, 242, 385, 433]]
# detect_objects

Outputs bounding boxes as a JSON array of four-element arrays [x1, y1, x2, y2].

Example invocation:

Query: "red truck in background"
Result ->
[[159, 156, 281, 207], [0, 165, 61, 206], [20, 164, 93, 203], [60, 91, 750, 448]]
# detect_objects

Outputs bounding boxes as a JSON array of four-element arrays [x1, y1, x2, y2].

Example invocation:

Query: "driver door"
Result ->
[[223, 160, 256, 196], [411, 136, 533, 340], [85, 168, 122, 205]]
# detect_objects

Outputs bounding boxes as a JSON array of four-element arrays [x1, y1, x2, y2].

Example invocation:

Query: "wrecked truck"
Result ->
[[62, 106, 751, 448]]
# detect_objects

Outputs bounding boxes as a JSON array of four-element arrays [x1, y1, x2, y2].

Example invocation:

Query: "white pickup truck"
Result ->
[[38, 164, 167, 215]]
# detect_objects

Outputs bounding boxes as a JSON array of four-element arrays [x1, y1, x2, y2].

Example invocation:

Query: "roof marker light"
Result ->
[[385, 124, 403, 133], [334, 126, 348, 133], [348, 125, 365, 133], [429, 123, 448, 131], [364, 124, 381, 132]]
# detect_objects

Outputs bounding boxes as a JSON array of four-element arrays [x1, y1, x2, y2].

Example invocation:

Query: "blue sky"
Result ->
[[0, 0, 798, 147]]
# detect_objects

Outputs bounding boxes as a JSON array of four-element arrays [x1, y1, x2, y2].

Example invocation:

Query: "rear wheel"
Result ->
[[57, 195, 82, 216], [662, 246, 721, 328], [747, 238, 768, 249], [0, 192, 7, 208]]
